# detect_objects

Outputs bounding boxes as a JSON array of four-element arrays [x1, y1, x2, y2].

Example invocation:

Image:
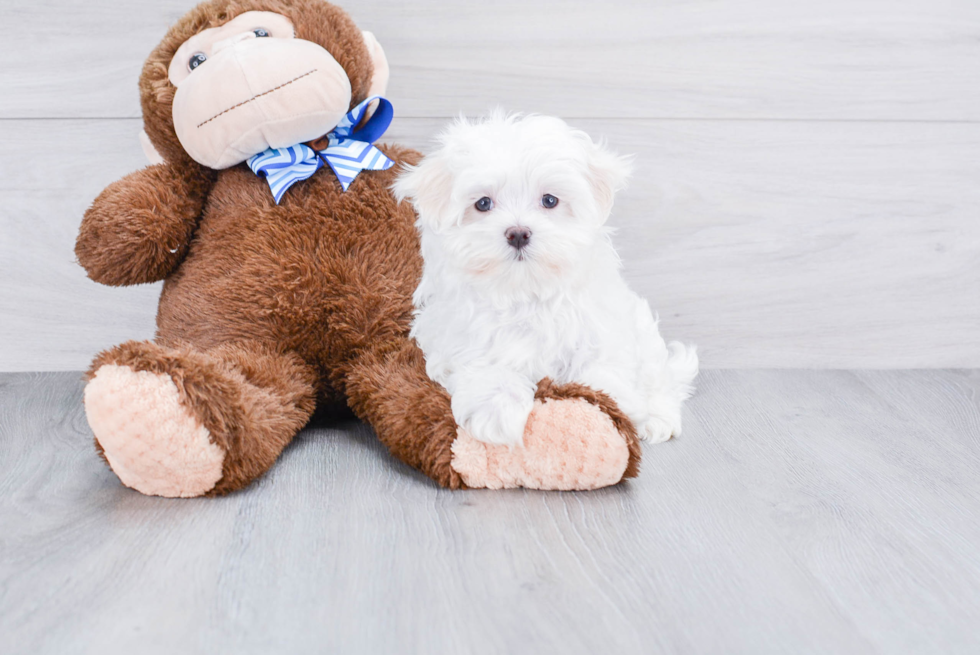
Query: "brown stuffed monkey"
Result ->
[[75, 0, 641, 497]]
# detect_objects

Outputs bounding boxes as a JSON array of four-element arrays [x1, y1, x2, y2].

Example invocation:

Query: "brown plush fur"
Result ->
[[76, 162, 215, 286], [75, 0, 640, 495]]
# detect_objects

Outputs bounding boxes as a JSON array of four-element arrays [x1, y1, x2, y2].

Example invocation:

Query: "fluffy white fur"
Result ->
[[394, 112, 698, 446]]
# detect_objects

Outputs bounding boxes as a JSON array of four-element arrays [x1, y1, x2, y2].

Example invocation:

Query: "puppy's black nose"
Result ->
[[505, 226, 532, 250]]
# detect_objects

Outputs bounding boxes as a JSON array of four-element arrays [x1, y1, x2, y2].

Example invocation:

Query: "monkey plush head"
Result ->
[[138, 0, 389, 169]]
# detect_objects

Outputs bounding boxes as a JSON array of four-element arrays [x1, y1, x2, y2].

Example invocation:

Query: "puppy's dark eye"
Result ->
[[541, 194, 559, 209], [188, 52, 207, 71], [253, 28, 271, 37], [475, 197, 494, 212]]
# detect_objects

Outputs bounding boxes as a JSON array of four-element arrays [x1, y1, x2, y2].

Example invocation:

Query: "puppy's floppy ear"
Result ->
[[587, 139, 633, 223], [393, 153, 457, 231]]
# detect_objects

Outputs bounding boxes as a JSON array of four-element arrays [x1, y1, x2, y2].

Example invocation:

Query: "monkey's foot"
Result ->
[[450, 381, 641, 490], [84, 364, 225, 498]]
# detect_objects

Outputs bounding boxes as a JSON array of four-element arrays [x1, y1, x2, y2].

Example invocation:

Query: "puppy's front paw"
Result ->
[[453, 387, 534, 446], [637, 416, 675, 444]]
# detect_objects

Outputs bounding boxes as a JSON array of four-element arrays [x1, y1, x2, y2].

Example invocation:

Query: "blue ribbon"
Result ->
[[248, 96, 395, 203]]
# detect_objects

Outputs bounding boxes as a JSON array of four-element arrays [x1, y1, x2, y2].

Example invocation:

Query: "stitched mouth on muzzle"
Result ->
[[196, 69, 318, 128]]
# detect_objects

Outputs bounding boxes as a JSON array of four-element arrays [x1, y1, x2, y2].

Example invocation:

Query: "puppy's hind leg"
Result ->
[[642, 341, 699, 442]]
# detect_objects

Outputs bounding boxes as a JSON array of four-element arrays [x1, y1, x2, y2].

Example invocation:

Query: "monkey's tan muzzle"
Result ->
[[173, 36, 352, 170]]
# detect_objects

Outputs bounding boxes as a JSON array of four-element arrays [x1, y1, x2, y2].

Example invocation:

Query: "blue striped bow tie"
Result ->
[[248, 95, 395, 204]]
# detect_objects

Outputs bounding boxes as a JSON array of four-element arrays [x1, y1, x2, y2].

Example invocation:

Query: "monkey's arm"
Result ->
[[75, 162, 214, 286]]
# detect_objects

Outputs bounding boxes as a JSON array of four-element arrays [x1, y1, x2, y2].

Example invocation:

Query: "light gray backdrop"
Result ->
[[2, 0, 978, 371]]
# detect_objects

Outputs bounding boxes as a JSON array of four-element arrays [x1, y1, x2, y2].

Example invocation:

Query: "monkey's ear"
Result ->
[[361, 31, 389, 98], [139, 128, 165, 165]]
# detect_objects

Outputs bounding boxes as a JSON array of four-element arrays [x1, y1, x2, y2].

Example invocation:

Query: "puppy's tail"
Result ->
[[666, 341, 699, 401]]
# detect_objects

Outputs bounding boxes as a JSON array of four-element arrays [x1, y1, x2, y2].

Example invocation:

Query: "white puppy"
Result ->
[[394, 113, 698, 446]]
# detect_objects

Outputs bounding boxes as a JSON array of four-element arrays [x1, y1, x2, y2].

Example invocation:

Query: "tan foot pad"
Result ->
[[450, 397, 630, 490], [84, 365, 225, 498]]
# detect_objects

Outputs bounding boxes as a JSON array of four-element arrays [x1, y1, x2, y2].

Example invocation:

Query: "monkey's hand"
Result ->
[[75, 162, 214, 286]]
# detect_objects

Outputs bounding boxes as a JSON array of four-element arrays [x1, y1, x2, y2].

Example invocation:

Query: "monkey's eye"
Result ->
[[541, 194, 559, 209], [188, 52, 207, 71], [475, 197, 494, 212], [253, 28, 271, 37]]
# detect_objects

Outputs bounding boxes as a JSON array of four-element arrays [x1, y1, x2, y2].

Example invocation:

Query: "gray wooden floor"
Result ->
[[2, 370, 980, 654]]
